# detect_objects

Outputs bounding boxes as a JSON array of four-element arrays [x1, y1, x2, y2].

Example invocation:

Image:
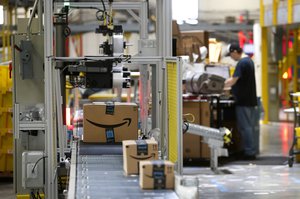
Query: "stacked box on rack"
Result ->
[[0, 65, 13, 173]]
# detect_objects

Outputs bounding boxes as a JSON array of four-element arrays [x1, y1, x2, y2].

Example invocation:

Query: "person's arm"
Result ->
[[224, 76, 239, 88]]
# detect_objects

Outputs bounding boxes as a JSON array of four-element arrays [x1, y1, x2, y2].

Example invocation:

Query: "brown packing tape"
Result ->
[[152, 163, 166, 189]]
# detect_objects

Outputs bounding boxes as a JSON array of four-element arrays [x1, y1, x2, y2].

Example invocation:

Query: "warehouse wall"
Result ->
[[199, 0, 260, 10], [198, 0, 260, 23]]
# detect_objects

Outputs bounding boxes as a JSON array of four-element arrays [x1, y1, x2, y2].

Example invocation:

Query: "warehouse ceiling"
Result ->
[[1, 0, 257, 42], [59, 0, 256, 41]]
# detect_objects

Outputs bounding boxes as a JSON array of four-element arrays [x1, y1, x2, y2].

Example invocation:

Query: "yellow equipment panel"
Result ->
[[166, 58, 182, 174], [167, 61, 178, 163], [17, 194, 45, 199]]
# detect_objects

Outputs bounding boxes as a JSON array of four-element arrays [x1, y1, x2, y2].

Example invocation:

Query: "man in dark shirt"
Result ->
[[225, 43, 257, 160]]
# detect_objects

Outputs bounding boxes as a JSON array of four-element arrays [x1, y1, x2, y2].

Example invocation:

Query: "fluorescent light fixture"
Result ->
[[185, 19, 198, 25], [172, 0, 198, 23], [64, 2, 70, 6]]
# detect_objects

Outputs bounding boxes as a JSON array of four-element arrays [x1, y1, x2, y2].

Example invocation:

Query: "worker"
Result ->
[[224, 43, 257, 160]]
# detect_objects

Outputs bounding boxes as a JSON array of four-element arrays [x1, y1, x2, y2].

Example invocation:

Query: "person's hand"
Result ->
[[223, 86, 231, 96], [223, 86, 231, 91]]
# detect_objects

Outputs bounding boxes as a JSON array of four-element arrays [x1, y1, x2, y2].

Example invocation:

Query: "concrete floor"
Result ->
[[1, 122, 299, 198], [0, 180, 13, 199], [183, 122, 300, 199]]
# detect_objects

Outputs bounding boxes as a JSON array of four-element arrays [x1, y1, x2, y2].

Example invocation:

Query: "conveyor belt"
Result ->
[[75, 142, 178, 198], [79, 141, 123, 155]]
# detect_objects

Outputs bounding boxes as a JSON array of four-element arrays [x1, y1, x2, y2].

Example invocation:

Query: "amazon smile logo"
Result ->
[[86, 118, 132, 129], [129, 153, 156, 160]]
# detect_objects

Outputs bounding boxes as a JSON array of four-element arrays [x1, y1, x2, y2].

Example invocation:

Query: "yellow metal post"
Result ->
[[260, 0, 265, 27], [293, 30, 298, 92], [261, 27, 269, 123], [272, 0, 278, 26], [260, 0, 269, 123], [288, 0, 294, 24]]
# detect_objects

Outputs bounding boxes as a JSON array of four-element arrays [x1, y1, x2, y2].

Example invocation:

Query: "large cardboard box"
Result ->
[[176, 31, 209, 62], [199, 101, 211, 158], [122, 139, 158, 175], [183, 100, 211, 159], [172, 20, 181, 38], [183, 101, 201, 158], [139, 160, 174, 189], [83, 102, 138, 143]]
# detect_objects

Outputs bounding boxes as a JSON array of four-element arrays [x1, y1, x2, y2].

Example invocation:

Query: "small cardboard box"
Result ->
[[139, 160, 174, 189], [83, 102, 138, 143], [123, 139, 158, 175]]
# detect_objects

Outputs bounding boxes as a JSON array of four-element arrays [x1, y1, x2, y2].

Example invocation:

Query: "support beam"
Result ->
[[288, 0, 294, 24], [156, 0, 173, 169], [272, 0, 278, 26], [293, 30, 298, 92], [261, 27, 269, 124], [260, 0, 265, 27], [45, 0, 57, 198]]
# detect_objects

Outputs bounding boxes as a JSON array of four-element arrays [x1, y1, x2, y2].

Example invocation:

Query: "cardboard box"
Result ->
[[172, 20, 181, 38], [176, 31, 209, 63], [183, 100, 211, 159], [183, 101, 201, 158], [83, 102, 138, 143], [209, 39, 222, 63], [139, 160, 174, 189], [122, 139, 158, 175], [199, 101, 211, 158]]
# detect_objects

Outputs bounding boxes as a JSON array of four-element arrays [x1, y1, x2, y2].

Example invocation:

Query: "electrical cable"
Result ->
[[37, 190, 42, 199], [100, 0, 106, 11], [30, 191, 37, 199], [31, 156, 48, 173], [183, 113, 195, 123]]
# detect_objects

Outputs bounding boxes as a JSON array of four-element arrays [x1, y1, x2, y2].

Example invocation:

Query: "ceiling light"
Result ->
[[172, 0, 198, 23], [185, 19, 198, 25]]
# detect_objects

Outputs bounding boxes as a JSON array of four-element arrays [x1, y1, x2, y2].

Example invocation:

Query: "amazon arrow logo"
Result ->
[[86, 118, 132, 129]]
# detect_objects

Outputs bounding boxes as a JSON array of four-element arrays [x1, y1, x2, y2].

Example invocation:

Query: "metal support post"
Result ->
[[45, 0, 57, 198], [38, 0, 43, 33], [210, 148, 218, 171], [55, 69, 65, 161], [138, 1, 149, 134], [157, 0, 172, 160]]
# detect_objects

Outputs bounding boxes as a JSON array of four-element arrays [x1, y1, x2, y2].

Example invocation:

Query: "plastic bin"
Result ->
[[0, 64, 13, 174], [0, 65, 12, 94], [2, 92, 12, 107], [0, 154, 5, 172]]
